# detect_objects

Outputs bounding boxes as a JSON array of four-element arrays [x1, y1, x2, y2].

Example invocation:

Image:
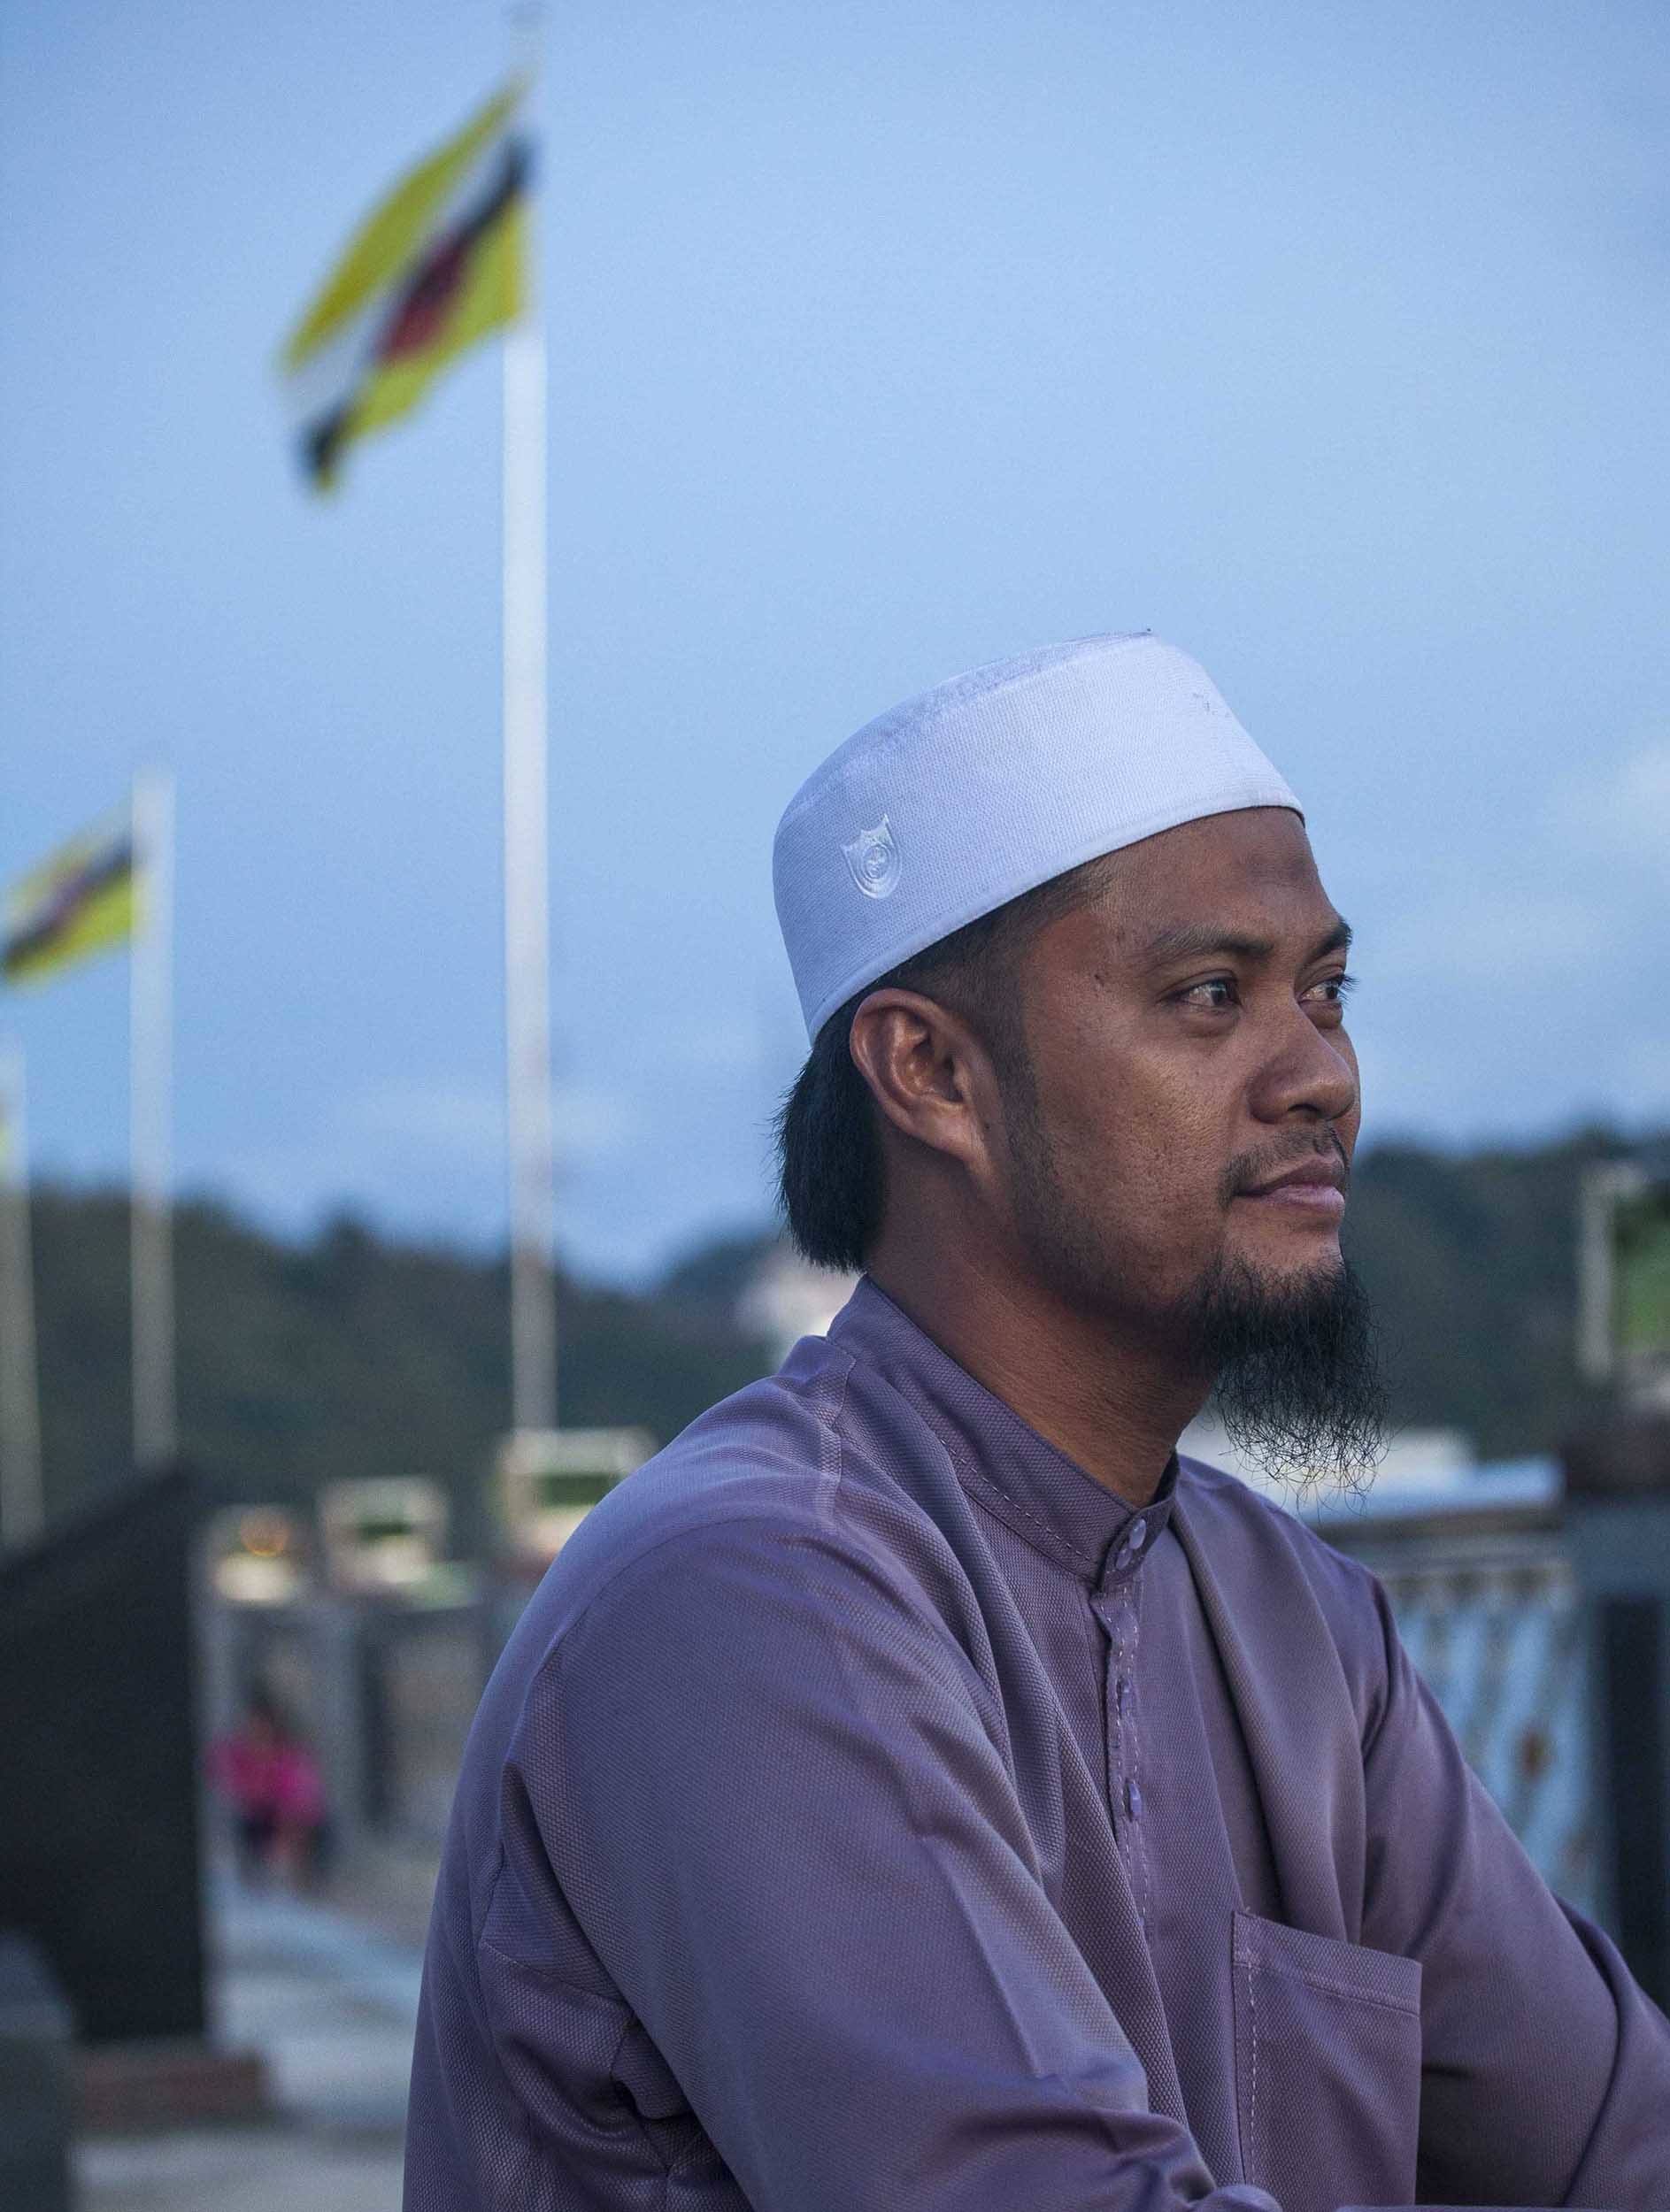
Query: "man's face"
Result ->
[[996, 806, 1359, 1340]]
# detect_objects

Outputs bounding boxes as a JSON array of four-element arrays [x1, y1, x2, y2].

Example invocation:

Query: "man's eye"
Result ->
[[1176, 978, 1239, 1010], [1304, 972, 1358, 1009]]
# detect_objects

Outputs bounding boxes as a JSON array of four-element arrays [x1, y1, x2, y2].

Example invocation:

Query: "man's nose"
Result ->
[[1251, 1002, 1358, 1126]]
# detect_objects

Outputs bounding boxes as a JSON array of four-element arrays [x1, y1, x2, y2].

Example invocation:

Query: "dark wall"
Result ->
[[0, 1469, 204, 2043]]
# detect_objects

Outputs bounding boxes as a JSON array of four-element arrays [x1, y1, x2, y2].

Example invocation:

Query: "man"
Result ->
[[405, 632, 1670, 2212]]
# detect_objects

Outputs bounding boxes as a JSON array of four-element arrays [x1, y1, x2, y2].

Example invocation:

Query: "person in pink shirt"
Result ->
[[208, 1686, 329, 1886]]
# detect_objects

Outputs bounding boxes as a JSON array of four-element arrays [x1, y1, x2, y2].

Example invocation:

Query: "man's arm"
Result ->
[[496, 1513, 1274, 2212], [1358, 1578, 1670, 2209]]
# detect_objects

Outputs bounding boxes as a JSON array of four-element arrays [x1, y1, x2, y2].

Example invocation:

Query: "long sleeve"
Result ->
[[404, 1290, 1670, 2211], [1358, 1580, 1670, 2209], [487, 1513, 1277, 2212]]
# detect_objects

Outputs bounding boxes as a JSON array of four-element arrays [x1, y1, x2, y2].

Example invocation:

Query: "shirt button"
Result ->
[[1127, 1516, 1149, 1551], [1115, 1674, 1131, 1714], [1125, 1778, 1143, 1820]]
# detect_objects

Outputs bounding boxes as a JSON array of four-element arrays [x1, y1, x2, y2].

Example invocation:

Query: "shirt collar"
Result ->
[[827, 1276, 1177, 1587]]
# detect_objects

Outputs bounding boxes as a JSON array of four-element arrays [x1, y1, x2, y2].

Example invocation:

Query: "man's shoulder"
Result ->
[[505, 1334, 947, 1650], [550, 1363, 843, 1571]]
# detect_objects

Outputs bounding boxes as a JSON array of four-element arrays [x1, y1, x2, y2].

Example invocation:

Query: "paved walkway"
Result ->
[[76, 1868, 427, 2211]]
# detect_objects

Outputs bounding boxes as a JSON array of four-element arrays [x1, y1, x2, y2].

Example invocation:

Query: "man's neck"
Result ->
[[864, 1246, 1204, 1510]]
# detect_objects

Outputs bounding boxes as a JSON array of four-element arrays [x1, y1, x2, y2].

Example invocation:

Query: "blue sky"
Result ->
[[2, 0, 1667, 1281]]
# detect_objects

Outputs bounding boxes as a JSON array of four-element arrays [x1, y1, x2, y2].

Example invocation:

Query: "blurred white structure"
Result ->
[[1180, 1414, 1476, 1511], [318, 1478, 449, 1594], [496, 1426, 655, 1570], [1578, 1159, 1670, 1408], [737, 1246, 859, 1367], [207, 1505, 311, 1607]]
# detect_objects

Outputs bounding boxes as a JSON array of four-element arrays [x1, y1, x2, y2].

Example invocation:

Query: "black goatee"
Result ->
[[1170, 1251, 1388, 1500]]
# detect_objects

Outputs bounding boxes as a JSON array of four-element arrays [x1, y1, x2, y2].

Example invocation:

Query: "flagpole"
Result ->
[[503, 13, 557, 1436], [130, 767, 177, 1468], [0, 1041, 43, 1548]]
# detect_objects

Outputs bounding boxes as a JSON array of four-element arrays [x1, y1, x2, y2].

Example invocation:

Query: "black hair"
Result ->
[[774, 853, 1116, 1271]]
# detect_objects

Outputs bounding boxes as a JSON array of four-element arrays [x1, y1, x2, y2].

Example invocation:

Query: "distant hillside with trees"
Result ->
[[12, 1123, 1657, 1531], [25, 1194, 772, 1533]]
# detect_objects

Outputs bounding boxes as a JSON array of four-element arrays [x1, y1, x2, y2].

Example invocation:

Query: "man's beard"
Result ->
[[999, 1073, 1388, 1498], [1167, 1250, 1387, 1501]]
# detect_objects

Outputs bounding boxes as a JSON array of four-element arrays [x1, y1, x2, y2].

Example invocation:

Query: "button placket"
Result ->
[[1095, 1577, 1138, 1861], [1124, 1570, 1151, 1925], [1091, 1550, 1151, 1930], [1089, 1502, 1166, 1917]]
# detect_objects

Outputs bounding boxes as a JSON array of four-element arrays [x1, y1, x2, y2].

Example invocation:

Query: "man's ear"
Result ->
[[847, 987, 1001, 1175]]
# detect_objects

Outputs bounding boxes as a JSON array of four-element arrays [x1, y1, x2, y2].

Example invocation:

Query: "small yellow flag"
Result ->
[[2, 807, 138, 989], [280, 80, 532, 489]]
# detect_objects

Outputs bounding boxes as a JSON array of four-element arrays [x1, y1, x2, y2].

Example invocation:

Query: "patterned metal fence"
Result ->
[[1318, 1486, 1595, 1917]]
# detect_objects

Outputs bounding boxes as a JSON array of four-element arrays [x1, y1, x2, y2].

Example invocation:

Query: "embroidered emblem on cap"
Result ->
[[843, 815, 901, 900]]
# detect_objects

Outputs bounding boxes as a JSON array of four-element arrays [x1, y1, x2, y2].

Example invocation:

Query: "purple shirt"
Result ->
[[405, 1279, 1670, 2212]]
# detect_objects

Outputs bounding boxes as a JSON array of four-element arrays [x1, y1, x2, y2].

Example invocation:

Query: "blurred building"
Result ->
[[735, 1244, 858, 1367], [1179, 1414, 1478, 1505]]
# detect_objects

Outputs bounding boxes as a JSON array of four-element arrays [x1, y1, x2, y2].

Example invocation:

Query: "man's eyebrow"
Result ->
[[1141, 916, 1353, 965], [1317, 916, 1353, 958]]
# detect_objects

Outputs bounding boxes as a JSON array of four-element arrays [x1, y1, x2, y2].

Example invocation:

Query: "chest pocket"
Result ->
[[1233, 1910, 1421, 2212]]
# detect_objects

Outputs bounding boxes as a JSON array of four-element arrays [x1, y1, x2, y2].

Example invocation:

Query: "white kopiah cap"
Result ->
[[773, 630, 1303, 1040]]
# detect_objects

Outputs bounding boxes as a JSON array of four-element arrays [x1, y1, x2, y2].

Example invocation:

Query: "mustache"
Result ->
[[1218, 1132, 1351, 1210]]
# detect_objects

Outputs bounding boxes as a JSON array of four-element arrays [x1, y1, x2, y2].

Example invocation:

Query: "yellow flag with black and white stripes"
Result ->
[[280, 79, 532, 490], [2, 806, 138, 989]]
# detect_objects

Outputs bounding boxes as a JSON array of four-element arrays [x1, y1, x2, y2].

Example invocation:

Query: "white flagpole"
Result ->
[[130, 767, 177, 1467], [503, 19, 557, 1436], [0, 1040, 44, 1547]]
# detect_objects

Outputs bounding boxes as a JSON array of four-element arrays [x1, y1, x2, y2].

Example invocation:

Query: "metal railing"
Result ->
[[1366, 1535, 1594, 1914]]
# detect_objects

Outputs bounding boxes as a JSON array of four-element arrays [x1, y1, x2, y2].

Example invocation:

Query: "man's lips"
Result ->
[[1233, 1157, 1347, 1216]]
